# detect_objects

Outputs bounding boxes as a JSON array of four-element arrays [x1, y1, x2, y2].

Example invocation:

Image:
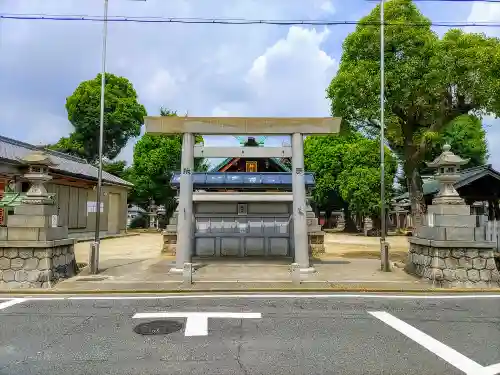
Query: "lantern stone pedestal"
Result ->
[[405, 145, 500, 287], [0, 151, 77, 289]]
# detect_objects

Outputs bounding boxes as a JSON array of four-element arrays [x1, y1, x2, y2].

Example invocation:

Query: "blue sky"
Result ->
[[0, 0, 499, 166]]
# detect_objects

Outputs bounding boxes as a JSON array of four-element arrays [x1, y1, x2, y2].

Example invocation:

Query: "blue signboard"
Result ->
[[170, 172, 315, 188]]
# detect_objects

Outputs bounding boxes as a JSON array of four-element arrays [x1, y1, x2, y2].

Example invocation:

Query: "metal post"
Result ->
[[291, 263, 301, 285], [380, 0, 390, 272], [90, 0, 109, 275], [291, 133, 314, 273], [182, 263, 193, 286], [171, 132, 195, 273]]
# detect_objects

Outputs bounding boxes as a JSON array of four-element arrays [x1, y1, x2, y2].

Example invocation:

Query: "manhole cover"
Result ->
[[133, 320, 183, 336]]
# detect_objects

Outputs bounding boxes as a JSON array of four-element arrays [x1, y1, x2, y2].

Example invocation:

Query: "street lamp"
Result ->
[[379, 0, 390, 272], [89, 0, 147, 275]]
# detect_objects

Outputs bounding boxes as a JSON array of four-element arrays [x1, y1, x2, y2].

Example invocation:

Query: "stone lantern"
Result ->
[[17, 150, 57, 205], [426, 144, 469, 205], [148, 199, 158, 229]]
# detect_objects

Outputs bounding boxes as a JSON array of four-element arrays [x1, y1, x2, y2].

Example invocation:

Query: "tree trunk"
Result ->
[[325, 209, 332, 229], [343, 203, 358, 233], [407, 167, 426, 228]]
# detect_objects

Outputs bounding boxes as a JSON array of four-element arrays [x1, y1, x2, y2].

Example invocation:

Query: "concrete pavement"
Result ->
[[0, 293, 499, 374]]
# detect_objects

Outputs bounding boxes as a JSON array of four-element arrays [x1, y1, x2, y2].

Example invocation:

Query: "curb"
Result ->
[[1, 287, 500, 295]]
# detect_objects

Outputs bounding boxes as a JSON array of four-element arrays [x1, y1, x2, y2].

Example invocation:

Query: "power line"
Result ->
[[1, 13, 500, 27]]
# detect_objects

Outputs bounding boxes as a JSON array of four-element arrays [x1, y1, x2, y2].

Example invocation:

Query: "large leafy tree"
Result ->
[[51, 73, 147, 163], [397, 114, 489, 193], [128, 108, 207, 214], [327, 0, 500, 224], [305, 133, 397, 231]]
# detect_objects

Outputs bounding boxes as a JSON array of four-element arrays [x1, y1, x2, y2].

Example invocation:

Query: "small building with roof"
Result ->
[[390, 162, 500, 231], [163, 135, 324, 258], [0, 135, 132, 240]]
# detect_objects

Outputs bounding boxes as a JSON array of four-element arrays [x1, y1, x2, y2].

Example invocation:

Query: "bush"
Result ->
[[129, 214, 148, 229]]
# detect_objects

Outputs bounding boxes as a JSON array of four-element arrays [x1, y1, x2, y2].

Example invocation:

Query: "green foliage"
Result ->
[[127, 109, 207, 212], [63, 73, 147, 163], [327, 0, 499, 207], [129, 214, 148, 229], [425, 114, 488, 171], [304, 133, 397, 217], [397, 114, 488, 193], [47, 134, 86, 159], [102, 160, 128, 178]]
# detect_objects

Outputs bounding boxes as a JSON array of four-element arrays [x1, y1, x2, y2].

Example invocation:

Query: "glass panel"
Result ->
[[263, 217, 276, 235], [222, 217, 237, 233], [275, 217, 290, 234], [196, 218, 211, 233], [248, 218, 263, 234], [237, 218, 248, 234], [210, 218, 223, 233]]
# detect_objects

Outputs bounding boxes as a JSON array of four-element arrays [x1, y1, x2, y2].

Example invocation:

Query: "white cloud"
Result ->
[[467, 2, 500, 36], [243, 26, 337, 116], [141, 69, 179, 106], [319, 1, 336, 15]]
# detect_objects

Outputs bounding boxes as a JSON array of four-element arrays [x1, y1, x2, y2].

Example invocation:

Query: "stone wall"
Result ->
[[0, 241, 77, 288], [162, 231, 177, 255], [308, 233, 325, 254], [406, 239, 500, 288]]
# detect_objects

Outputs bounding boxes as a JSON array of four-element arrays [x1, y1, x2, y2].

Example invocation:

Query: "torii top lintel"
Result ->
[[144, 116, 342, 135]]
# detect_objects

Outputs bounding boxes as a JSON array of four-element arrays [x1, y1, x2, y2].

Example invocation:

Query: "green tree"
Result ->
[[327, 0, 500, 224], [304, 133, 397, 231], [397, 114, 489, 193], [47, 134, 86, 159], [102, 160, 128, 178], [54, 73, 147, 163]]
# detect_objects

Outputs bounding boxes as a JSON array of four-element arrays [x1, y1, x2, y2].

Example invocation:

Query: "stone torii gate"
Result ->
[[145, 116, 341, 273]]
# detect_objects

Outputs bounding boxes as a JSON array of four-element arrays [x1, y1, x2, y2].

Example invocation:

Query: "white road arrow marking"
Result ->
[[133, 312, 261, 336], [369, 311, 500, 375]]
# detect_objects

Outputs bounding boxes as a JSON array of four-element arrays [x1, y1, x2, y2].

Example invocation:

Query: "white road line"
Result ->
[[0, 293, 498, 302], [133, 312, 262, 336], [184, 315, 208, 336], [65, 294, 500, 300], [0, 298, 27, 310], [482, 363, 500, 375], [369, 311, 487, 375]]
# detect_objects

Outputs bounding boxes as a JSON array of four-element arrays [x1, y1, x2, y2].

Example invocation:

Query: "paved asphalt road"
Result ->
[[0, 293, 499, 375]]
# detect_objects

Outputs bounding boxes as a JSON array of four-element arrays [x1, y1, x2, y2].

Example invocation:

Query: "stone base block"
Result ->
[[405, 240, 500, 288], [6, 226, 68, 241], [308, 232, 325, 254], [162, 231, 177, 255], [0, 244, 77, 289]]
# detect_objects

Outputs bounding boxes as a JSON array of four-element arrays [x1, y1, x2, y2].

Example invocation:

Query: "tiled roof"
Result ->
[[0, 136, 132, 187], [393, 164, 497, 201], [210, 157, 291, 172]]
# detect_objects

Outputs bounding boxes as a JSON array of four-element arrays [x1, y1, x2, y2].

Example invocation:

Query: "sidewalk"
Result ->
[[2, 233, 495, 293], [46, 233, 432, 292]]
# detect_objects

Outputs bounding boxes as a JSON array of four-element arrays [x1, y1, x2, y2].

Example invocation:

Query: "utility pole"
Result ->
[[89, 0, 109, 275], [380, 0, 390, 272]]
